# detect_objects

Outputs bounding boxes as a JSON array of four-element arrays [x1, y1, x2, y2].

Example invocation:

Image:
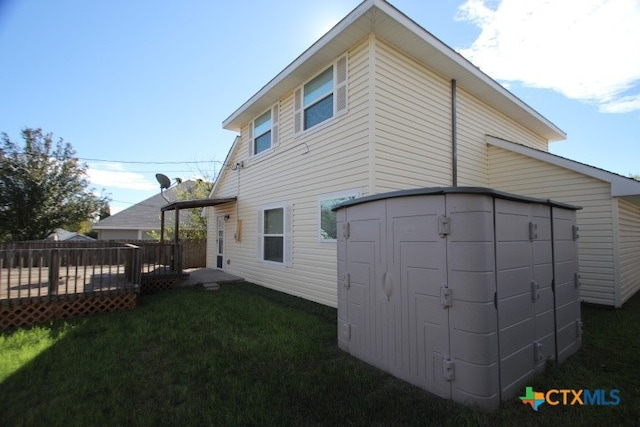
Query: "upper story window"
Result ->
[[253, 110, 272, 155], [304, 66, 334, 130], [294, 54, 348, 135], [249, 104, 279, 157]]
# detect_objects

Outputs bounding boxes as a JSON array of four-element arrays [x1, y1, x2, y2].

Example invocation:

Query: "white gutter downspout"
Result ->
[[451, 79, 458, 187]]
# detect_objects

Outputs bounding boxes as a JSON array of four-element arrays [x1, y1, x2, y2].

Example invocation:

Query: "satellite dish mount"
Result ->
[[156, 173, 172, 203]]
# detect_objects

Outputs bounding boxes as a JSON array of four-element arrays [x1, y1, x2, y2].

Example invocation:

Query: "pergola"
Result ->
[[159, 197, 237, 243]]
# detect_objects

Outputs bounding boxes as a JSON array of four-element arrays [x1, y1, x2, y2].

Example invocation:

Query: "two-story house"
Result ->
[[206, 0, 640, 307]]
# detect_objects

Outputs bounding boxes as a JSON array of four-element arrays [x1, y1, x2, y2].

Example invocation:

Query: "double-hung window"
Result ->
[[258, 204, 292, 266], [304, 66, 334, 130], [253, 110, 272, 155], [250, 104, 279, 157], [294, 54, 347, 134], [263, 207, 283, 263]]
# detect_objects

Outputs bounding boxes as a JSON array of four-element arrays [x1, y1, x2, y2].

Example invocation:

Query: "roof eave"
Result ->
[[222, 0, 564, 141], [487, 135, 640, 197]]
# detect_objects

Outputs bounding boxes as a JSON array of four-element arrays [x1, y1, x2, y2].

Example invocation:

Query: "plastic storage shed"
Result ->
[[335, 187, 582, 410]]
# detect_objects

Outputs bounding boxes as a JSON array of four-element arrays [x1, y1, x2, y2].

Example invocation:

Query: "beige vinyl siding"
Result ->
[[209, 34, 566, 307], [617, 197, 640, 305], [206, 210, 216, 268], [208, 39, 372, 306], [456, 89, 548, 187], [372, 36, 550, 192], [488, 145, 616, 306], [373, 38, 452, 192]]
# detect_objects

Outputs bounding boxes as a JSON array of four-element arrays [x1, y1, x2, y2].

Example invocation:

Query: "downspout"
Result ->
[[451, 79, 458, 187]]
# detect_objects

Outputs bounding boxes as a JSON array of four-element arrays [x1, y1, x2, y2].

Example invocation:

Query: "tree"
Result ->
[[98, 203, 111, 220], [63, 191, 111, 233], [174, 179, 213, 240], [0, 128, 110, 242]]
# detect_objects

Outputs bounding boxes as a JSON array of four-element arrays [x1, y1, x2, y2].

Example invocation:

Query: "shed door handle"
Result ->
[[382, 272, 392, 301]]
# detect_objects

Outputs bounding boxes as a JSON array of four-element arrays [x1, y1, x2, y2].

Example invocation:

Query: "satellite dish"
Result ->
[[155, 173, 171, 190]]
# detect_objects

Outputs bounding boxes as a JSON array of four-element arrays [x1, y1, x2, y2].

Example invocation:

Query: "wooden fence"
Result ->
[[178, 240, 206, 269], [0, 239, 207, 269]]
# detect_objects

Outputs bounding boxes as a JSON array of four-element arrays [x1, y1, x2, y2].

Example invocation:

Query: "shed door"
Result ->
[[495, 199, 554, 399], [531, 204, 556, 365], [387, 196, 450, 398], [339, 200, 386, 368], [551, 207, 581, 362], [339, 196, 451, 398]]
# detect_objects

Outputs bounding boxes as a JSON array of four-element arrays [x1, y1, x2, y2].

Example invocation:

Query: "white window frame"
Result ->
[[257, 202, 292, 267], [294, 54, 348, 136], [317, 189, 361, 243], [303, 65, 333, 130], [249, 104, 279, 158]]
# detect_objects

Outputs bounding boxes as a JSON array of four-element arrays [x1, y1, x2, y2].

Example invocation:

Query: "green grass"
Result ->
[[1, 282, 639, 426]]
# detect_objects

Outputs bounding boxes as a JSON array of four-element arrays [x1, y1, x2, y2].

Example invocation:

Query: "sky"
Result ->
[[1, 0, 639, 214]]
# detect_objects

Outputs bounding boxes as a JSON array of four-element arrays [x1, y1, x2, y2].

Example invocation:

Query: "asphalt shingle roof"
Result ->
[[93, 181, 196, 230]]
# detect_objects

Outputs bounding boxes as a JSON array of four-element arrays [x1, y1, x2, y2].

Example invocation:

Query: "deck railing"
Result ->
[[0, 241, 192, 329], [0, 239, 201, 269], [0, 245, 143, 302], [137, 243, 183, 276]]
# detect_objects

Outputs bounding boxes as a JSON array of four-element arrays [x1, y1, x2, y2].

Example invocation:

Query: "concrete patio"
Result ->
[[180, 268, 244, 290]]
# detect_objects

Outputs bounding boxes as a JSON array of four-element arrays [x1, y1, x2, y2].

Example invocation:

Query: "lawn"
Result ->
[[0, 282, 638, 426]]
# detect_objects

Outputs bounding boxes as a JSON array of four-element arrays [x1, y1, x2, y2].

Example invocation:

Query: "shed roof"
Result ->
[[161, 197, 237, 212], [222, 0, 565, 141], [333, 186, 581, 211]]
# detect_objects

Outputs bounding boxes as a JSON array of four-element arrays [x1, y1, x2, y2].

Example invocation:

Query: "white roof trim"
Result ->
[[209, 135, 240, 198], [487, 135, 640, 197], [222, 0, 564, 141]]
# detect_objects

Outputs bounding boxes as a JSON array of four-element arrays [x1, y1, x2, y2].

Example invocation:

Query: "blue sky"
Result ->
[[1, 0, 639, 214]]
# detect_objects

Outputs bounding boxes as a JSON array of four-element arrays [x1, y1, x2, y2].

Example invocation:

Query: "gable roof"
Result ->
[[487, 135, 640, 200], [47, 228, 96, 241], [222, 0, 565, 141], [94, 181, 197, 231], [208, 135, 240, 199]]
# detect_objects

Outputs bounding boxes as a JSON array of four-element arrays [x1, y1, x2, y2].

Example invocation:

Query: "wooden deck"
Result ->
[[0, 244, 187, 329], [0, 265, 139, 302]]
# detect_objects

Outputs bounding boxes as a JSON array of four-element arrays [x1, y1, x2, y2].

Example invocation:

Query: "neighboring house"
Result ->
[[94, 181, 197, 241], [206, 0, 640, 307], [47, 228, 96, 242]]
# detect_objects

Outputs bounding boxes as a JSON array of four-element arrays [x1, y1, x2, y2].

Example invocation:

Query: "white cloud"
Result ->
[[86, 163, 157, 191], [455, 0, 640, 113], [600, 93, 640, 113]]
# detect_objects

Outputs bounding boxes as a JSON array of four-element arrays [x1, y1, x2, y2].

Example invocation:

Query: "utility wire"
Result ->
[[110, 169, 208, 174], [9, 151, 224, 165], [80, 157, 224, 164]]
